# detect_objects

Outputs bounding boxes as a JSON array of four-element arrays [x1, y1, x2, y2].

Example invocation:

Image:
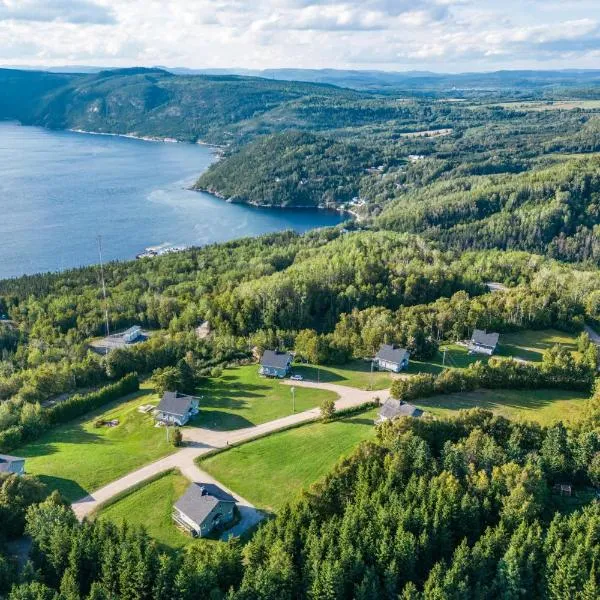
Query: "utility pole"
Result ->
[[291, 386, 296, 413], [97, 235, 110, 337], [369, 360, 374, 391]]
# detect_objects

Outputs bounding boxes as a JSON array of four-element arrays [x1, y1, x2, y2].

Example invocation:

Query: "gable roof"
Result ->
[[379, 398, 423, 420], [260, 350, 293, 370], [174, 483, 236, 526], [471, 329, 500, 348], [156, 391, 197, 417], [0, 454, 25, 472], [375, 344, 409, 365]]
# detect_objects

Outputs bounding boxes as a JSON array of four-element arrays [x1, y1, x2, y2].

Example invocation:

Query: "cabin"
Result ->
[[259, 350, 293, 378], [0, 454, 26, 475], [123, 326, 142, 343], [172, 483, 236, 538], [154, 391, 200, 426], [375, 398, 423, 424], [374, 344, 410, 373], [469, 329, 500, 356]]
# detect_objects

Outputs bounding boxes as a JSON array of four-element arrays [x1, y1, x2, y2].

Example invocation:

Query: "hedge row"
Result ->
[[0, 374, 139, 453], [47, 373, 139, 425], [390, 358, 594, 404]]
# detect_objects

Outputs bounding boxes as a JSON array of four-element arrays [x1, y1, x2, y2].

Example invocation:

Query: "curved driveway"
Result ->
[[72, 379, 386, 537]]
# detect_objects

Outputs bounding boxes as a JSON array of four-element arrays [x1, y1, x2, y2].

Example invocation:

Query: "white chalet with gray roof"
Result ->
[[469, 329, 500, 356], [375, 398, 423, 424], [154, 391, 200, 426], [259, 350, 293, 378], [374, 344, 410, 372], [0, 454, 25, 475], [173, 483, 236, 537]]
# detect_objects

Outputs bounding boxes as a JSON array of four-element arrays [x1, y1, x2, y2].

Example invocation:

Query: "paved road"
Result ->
[[584, 324, 600, 345], [72, 380, 384, 535]]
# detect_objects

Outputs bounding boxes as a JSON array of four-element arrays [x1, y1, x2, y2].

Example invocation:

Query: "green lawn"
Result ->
[[200, 409, 378, 512], [495, 329, 579, 362], [190, 365, 338, 430], [292, 360, 394, 390], [415, 388, 588, 426], [18, 384, 174, 501], [409, 329, 580, 375], [95, 470, 207, 551]]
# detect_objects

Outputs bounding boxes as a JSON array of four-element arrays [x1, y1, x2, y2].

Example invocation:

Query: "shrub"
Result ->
[[172, 428, 183, 447], [320, 398, 336, 422]]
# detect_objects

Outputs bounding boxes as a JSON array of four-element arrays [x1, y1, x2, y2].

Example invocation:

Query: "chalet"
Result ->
[[123, 326, 142, 344], [155, 391, 200, 426], [375, 398, 423, 424], [259, 350, 293, 378], [469, 329, 500, 356], [374, 344, 410, 373], [172, 483, 236, 538], [0, 454, 25, 475]]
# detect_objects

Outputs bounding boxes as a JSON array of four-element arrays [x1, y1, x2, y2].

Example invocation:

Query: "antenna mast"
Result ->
[[97, 235, 110, 337]]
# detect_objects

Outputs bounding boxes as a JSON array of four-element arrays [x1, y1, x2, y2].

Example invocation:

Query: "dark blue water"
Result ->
[[0, 122, 344, 279]]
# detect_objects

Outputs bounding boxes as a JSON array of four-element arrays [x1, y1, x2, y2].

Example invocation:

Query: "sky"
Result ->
[[1, 0, 600, 72]]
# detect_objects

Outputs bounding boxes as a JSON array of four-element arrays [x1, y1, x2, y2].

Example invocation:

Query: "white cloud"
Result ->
[[0, 0, 115, 24], [0, 0, 599, 71]]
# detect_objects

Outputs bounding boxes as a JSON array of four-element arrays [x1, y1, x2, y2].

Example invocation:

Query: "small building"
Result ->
[[374, 344, 410, 373], [155, 391, 200, 426], [196, 321, 211, 339], [0, 454, 25, 475], [259, 350, 293, 378], [375, 398, 423, 424], [123, 326, 142, 344], [469, 329, 500, 356], [552, 483, 572, 497], [172, 483, 236, 538]]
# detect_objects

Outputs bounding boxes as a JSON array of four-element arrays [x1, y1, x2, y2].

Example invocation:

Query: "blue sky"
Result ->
[[1, 0, 600, 72]]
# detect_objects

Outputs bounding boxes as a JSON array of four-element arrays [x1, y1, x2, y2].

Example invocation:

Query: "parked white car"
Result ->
[[290, 374, 304, 381]]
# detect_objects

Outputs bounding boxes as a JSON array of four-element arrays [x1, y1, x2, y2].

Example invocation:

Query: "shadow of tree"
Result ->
[[189, 410, 255, 432], [35, 474, 89, 503]]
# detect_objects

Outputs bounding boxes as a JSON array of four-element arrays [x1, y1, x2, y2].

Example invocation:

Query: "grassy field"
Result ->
[[200, 409, 378, 512], [416, 388, 588, 425], [191, 365, 338, 430], [95, 470, 206, 551], [18, 384, 174, 501], [293, 360, 394, 390]]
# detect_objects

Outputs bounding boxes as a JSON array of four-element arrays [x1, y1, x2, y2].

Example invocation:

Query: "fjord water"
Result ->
[[0, 122, 344, 279]]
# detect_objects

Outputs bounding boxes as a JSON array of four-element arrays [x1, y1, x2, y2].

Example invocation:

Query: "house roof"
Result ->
[[379, 398, 423, 420], [375, 344, 409, 365], [471, 329, 500, 348], [260, 350, 292, 370], [174, 483, 236, 526], [156, 391, 197, 417], [0, 454, 24, 472]]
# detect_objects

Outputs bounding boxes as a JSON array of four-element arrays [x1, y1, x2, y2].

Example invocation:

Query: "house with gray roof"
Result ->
[[154, 391, 200, 426], [375, 398, 423, 424], [374, 344, 410, 372], [469, 329, 500, 356], [172, 483, 236, 538], [259, 350, 293, 378], [0, 454, 25, 475]]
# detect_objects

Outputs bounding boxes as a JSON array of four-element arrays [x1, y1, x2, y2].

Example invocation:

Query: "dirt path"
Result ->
[[72, 381, 384, 533]]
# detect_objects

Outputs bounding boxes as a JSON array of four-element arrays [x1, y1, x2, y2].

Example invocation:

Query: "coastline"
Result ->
[[193, 185, 358, 219]]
